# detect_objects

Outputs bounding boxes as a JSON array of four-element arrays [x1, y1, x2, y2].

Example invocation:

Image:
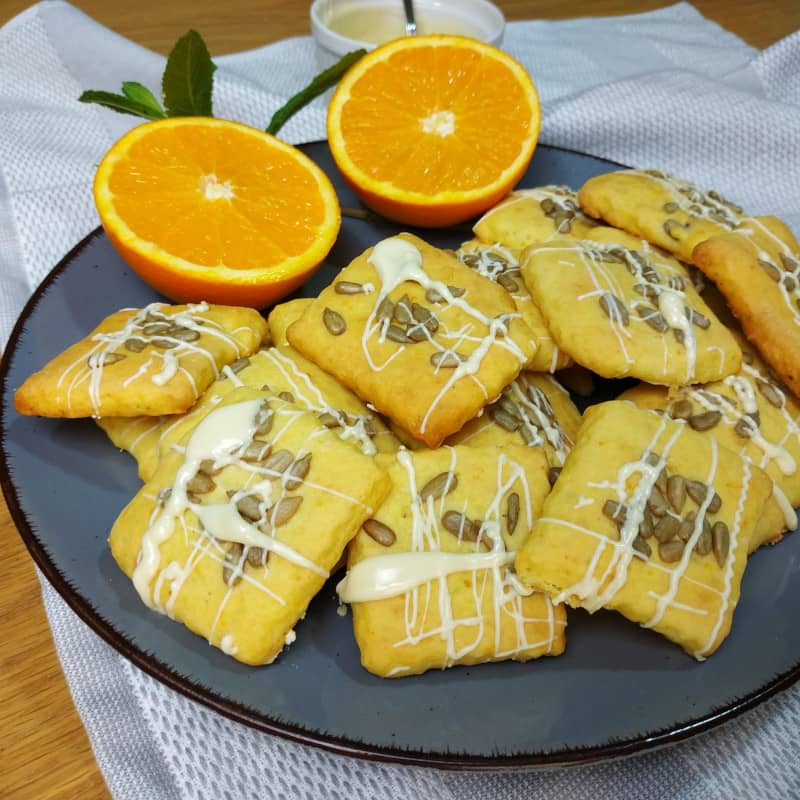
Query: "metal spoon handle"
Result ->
[[403, 0, 417, 35]]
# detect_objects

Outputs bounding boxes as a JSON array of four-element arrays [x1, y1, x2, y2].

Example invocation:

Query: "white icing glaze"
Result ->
[[771, 483, 799, 531]]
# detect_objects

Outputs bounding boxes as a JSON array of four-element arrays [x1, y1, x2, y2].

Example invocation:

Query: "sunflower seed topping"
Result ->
[[362, 518, 396, 547], [599, 292, 630, 325], [441, 511, 481, 542], [659, 539, 685, 563], [506, 492, 520, 535], [712, 521, 730, 566], [335, 280, 367, 295], [689, 410, 722, 431], [284, 453, 312, 490], [323, 308, 346, 336], [419, 471, 457, 502]]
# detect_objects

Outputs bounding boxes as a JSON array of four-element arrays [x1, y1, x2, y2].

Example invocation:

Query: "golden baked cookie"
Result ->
[[457, 239, 571, 371], [109, 387, 391, 666], [14, 302, 268, 418], [521, 239, 741, 385], [617, 336, 800, 547], [267, 298, 313, 346], [339, 445, 566, 677], [286, 233, 537, 448], [445, 371, 581, 470], [473, 185, 602, 247], [692, 216, 800, 401], [578, 169, 745, 263], [515, 401, 773, 659]]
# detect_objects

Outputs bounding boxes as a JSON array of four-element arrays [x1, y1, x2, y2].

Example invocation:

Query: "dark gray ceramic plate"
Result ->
[[2, 142, 799, 770]]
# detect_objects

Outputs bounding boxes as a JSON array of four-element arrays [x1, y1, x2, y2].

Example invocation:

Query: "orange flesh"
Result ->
[[337, 45, 535, 194], [107, 125, 329, 270]]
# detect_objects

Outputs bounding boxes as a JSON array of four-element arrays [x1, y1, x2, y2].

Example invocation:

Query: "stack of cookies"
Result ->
[[13, 167, 799, 675]]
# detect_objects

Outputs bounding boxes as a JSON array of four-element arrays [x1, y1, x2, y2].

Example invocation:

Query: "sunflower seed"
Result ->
[[712, 521, 730, 566], [670, 398, 693, 420], [403, 324, 426, 343], [187, 472, 215, 494], [271, 495, 303, 527], [779, 253, 799, 271], [254, 405, 273, 436], [386, 324, 411, 344], [238, 440, 270, 463], [497, 273, 520, 293], [151, 337, 178, 349], [707, 491, 722, 514], [156, 487, 172, 505], [487, 405, 520, 433], [663, 202, 680, 213], [756, 379, 783, 408], [633, 536, 652, 558], [430, 351, 464, 368], [602, 499, 627, 527], [599, 292, 629, 326], [645, 451, 662, 468], [335, 280, 366, 295], [236, 494, 262, 522], [425, 288, 444, 304], [143, 322, 171, 336], [441, 510, 481, 542], [757, 259, 781, 282], [198, 459, 221, 476], [285, 453, 312, 490], [548, 467, 562, 486], [447, 285, 466, 298], [264, 449, 294, 476], [639, 511, 654, 539], [229, 356, 251, 374], [637, 305, 669, 332], [318, 411, 341, 428], [648, 486, 669, 518], [223, 542, 244, 586], [653, 515, 680, 543], [394, 295, 413, 325], [734, 417, 756, 438], [673, 329, 686, 345], [420, 471, 457, 502], [124, 337, 147, 352], [633, 283, 659, 300], [686, 480, 722, 513], [659, 539, 685, 563], [89, 351, 127, 368], [377, 296, 394, 320], [782, 273, 798, 292], [666, 474, 687, 513], [170, 326, 200, 342], [663, 219, 687, 240], [689, 410, 721, 431], [362, 518, 396, 547], [677, 516, 695, 542], [323, 308, 346, 336], [246, 546, 268, 567], [506, 492, 520, 535], [695, 522, 713, 555], [685, 307, 710, 329]]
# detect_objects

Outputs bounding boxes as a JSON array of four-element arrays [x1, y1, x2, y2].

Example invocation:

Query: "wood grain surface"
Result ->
[[0, 2, 798, 799]]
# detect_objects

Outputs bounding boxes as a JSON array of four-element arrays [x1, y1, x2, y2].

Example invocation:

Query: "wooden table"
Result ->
[[1, 2, 798, 798]]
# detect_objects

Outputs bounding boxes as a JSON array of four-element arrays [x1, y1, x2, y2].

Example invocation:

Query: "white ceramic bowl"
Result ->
[[310, 0, 505, 67]]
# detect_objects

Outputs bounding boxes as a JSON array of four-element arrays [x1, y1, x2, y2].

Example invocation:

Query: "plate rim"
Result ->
[[2, 144, 799, 770]]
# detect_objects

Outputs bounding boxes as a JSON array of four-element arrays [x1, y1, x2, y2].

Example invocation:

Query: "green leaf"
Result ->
[[266, 49, 366, 136], [162, 29, 216, 117], [78, 90, 166, 120], [121, 82, 165, 117]]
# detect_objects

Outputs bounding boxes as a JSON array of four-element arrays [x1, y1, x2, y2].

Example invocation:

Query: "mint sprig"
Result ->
[[79, 29, 362, 137], [266, 49, 366, 135], [161, 30, 216, 116]]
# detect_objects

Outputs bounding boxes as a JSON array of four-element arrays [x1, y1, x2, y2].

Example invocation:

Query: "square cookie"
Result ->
[[109, 387, 391, 665], [14, 301, 268, 418], [578, 169, 744, 263], [339, 445, 566, 677], [446, 371, 581, 471], [521, 239, 742, 385], [473, 185, 603, 247], [457, 239, 571, 372], [692, 216, 800, 401], [286, 233, 537, 447], [515, 401, 773, 659]]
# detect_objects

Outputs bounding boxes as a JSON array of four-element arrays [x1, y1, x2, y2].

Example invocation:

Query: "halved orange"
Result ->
[[94, 117, 341, 307], [327, 35, 541, 228]]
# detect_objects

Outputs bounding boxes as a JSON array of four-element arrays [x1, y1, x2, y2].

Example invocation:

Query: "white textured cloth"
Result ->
[[3, 2, 800, 797]]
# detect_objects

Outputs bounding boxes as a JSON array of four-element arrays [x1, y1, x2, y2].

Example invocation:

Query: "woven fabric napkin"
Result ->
[[2, 2, 800, 797]]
